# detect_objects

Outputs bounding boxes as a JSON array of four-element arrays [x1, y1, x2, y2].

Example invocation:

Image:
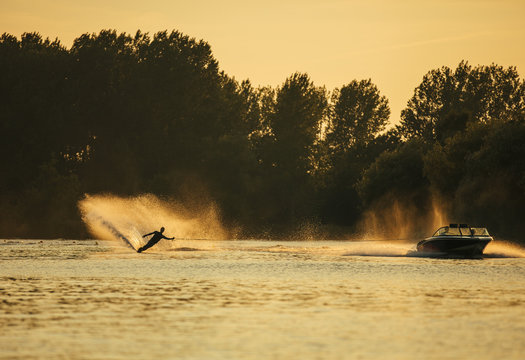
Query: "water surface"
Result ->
[[1, 239, 524, 359]]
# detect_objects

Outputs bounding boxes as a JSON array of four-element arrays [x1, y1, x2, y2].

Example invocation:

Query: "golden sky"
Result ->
[[2, 0, 525, 124]]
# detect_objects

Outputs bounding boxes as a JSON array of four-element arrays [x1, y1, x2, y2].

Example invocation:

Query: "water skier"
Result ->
[[137, 227, 175, 253]]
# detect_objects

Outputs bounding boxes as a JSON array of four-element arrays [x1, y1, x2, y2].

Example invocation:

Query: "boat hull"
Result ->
[[417, 236, 492, 257]]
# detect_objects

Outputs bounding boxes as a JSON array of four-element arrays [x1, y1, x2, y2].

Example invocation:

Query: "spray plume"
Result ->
[[485, 241, 525, 258], [355, 193, 449, 241], [78, 193, 228, 249]]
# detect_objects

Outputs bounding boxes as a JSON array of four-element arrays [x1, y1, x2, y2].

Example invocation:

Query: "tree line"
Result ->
[[1, 30, 524, 241]]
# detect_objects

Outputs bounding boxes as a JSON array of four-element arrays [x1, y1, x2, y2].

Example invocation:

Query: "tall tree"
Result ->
[[255, 73, 328, 228], [269, 73, 328, 174], [317, 79, 393, 226], [398, 61, 525, 142], [327, 79, 390, 152], [0, 32, 84, 237]]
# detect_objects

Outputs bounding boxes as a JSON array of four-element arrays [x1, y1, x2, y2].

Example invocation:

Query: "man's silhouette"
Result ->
[[137, 227, 174, 253]]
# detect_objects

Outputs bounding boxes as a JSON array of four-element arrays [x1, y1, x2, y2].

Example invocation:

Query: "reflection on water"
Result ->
[[1, 239, 525, 359]]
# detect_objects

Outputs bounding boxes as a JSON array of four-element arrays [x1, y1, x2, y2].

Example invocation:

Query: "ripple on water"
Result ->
[[1, 239, 525, 360]]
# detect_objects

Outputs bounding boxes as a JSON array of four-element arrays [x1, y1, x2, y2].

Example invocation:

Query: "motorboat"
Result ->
[[417, 224, 492, 257]]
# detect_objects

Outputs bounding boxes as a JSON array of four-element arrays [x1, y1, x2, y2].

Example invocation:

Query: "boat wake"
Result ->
[[341, 241, 414, 257], [483, 241, 525, 258], [340, 240, 525, 259]]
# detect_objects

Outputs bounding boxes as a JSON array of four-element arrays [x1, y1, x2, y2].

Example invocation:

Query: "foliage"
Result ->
[[357, 139, 430, 206], [1, 31, 525, 241], [355, 62, 525, 241], [443, 120, 525, 238], [327, 79, 390, 151], [398, 61, 525, 143], [312, 80, 395, 227]]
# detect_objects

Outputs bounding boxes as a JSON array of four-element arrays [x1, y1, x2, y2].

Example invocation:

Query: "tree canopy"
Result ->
[[398, 61, 525, 142], [1, 31, 524, 242], [328, 79, 390, 151]]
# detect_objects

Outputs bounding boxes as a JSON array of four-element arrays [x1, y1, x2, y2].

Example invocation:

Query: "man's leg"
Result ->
[[137, 238, 160, 253]]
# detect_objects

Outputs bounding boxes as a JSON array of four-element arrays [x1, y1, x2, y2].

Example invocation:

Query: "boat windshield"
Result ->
[[432, 226, 490, 236], [433, 227, 459, 236], [470, 228, 490, 236]]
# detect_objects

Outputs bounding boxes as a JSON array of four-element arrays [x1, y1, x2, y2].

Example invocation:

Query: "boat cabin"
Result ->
[[432, 224, 490, 237]]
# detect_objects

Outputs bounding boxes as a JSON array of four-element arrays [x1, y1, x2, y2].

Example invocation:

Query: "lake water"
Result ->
[[1, 239, 525, 359]]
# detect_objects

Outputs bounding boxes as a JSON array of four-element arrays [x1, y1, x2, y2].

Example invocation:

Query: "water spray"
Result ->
[[78, 193, 228, 250]]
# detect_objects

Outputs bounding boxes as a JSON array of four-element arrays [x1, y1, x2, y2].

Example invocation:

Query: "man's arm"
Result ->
[[142, 232, 154, 238], [163, 235, 175, 240]]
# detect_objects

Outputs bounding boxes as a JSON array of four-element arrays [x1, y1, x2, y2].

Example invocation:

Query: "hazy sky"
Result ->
[[2, 0, 525, 124]]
